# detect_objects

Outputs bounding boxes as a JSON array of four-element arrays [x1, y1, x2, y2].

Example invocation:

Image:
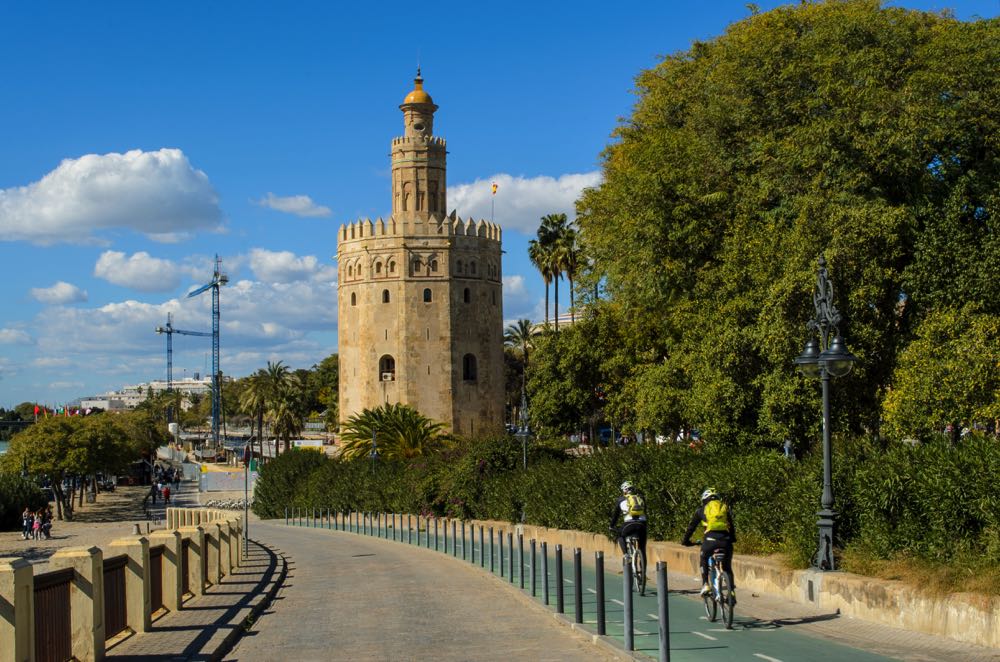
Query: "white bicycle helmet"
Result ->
[[620, 481, 635, 494], [701, 487, 718, 502]]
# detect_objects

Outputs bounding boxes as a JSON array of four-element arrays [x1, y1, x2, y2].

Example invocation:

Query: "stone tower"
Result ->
[[336, 71, 504, 436]]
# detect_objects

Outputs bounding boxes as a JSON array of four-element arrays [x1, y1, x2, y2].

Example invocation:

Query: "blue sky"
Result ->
[[0, 1, 995, 408]]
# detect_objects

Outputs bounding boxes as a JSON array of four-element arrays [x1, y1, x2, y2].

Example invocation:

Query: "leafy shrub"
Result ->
[[0, 475, 47, 531]]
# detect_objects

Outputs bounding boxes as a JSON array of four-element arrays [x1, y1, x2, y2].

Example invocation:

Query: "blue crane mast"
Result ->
[[155, 312, 212, 391], [187, 255, 228, 448]]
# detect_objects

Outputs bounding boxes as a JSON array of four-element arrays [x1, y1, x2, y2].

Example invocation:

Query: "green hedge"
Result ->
[[253, 435, 1000, 571]]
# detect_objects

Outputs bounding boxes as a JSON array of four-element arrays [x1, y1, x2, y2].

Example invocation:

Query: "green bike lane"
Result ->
[[286, 513, 896, 661]]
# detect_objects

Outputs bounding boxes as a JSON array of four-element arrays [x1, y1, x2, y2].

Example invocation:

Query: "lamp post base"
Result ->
[[815, 509, 836, 571]]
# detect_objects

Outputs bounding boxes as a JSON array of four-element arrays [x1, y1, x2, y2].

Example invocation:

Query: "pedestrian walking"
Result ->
[[22, 507, 32, 540], [32, 512, 42, 540], [163, 485, 171, 504]]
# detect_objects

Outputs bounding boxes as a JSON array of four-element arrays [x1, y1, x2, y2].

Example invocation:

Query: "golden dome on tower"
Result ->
[[403, 69, 434, 105]]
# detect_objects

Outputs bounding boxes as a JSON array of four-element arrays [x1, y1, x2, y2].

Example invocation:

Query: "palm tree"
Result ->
[[239, 373, 268, 464], [528, 239, 554, 326], [270, 374, 304, 455], [535, 213, 569, 330], [557, 226, 580, 324], [504, 319, 537, 426], [504, 319, 537, 372], [339, 403, 451, 460]]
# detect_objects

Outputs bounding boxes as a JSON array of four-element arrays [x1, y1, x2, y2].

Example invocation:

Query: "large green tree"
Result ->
[[574, 1, 999, 445]]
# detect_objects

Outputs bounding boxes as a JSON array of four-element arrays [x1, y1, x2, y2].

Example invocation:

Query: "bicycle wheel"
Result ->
[[703, 570, 718, 622], [633, 550, 646, 596], [718, 570, 734, 629]]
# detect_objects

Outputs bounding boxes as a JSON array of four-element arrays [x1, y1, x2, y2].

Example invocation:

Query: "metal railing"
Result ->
[[103, 554, 129, 640], [150, 544, 165, 613], [33, 567, 73, 662]]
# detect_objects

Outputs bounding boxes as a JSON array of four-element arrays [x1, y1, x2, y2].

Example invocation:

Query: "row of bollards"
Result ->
[[283, 507, 671, 660]]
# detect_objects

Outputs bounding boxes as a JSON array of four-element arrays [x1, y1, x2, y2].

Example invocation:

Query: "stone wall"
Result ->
[[0, 508, 243, 662]]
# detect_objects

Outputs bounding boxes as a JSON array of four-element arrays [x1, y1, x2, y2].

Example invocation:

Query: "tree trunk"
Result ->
[[569, 276, 575, 323], [544, 280, 550, 326], [554, 275, 560, 331]]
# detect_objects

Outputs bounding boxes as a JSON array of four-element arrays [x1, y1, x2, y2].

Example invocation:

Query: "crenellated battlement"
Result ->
[[391, 135, 447, 149], [338, 213, 502, 245]]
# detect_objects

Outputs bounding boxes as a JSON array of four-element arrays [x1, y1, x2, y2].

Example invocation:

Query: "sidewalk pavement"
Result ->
[[226, 520, 621, 661], [106, 538, 284, 662]]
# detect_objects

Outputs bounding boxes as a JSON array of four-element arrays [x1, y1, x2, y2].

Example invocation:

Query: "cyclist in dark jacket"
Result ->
[[610, 481, 648, 571], [681, 487, 737, 603]]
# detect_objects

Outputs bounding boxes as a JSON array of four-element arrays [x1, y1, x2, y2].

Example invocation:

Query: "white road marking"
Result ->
[[611, 599, 625, 606], [587, 588, 597, 594], [753, 655, 783, 662], [698, 616, 708, 620], [646, 613, 659, 620], [692, 631, 717, 641]]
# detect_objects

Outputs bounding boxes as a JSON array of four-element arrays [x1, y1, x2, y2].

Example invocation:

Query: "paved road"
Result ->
[[235, 516, 1000, 662], [227, 520, 618, 661]]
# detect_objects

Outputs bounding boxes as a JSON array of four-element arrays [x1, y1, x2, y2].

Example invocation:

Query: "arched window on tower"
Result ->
[[463, 288, 470, 303], [457, 260, 464, 274], [379, 355, 396, 382], [375, 261, 382, 275], [471, 261, 477, 275], [389, 260, 396, 274], [462, 354, 478, 382], [351, 292, 357, 306], [423, 288, 432, 303], [348, 265, 353, 278], [412, 258, 422, 275], [430, 259, 438, 272], [382, 289, 390, 303]]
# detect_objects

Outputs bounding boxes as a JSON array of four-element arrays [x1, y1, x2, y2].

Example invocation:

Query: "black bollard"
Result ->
[[452, 520, 458, 556], [519, 534, 525, 589], [408, 514, 412, 545], [542, 542, 549, 605], [499, 531, 505, 577], [530, 539, 537, 596], [596, 551, 606, 635], [574, 548, 583, 623], [284, 507, 288, 526], [443, 518, 448, 552], [462, 521, 467, 560], [623, 555, 634, 651], [479, 526, 485, 568], [657, 561, 670, 662], [556, 544, 564, 613], [508, 532, 514, 583], [435, 518, 439, 550], [489, 527, 495, 574]]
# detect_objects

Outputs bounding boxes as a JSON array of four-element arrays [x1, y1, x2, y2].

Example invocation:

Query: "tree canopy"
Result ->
[[542, 1, 1000, 444]]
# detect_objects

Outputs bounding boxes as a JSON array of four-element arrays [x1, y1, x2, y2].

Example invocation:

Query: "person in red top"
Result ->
[[163, 484, 171, 504]]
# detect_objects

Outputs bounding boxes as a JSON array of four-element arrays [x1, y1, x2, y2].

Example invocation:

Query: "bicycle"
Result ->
[[702, 548, 735, 628], [625, 533, 646, 596]]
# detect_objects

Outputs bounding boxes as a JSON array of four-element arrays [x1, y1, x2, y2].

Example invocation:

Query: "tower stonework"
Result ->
[[337, 72, 504, 436]]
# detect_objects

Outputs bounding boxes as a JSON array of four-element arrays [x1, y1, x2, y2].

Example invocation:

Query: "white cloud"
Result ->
[[33, 357, 72, 368], [256, 193, 332, 218], [94, 251, 181, 292], [502, 274, 545, 325], [248, 248, 337, 284], [449, 172, 601, 234], [48, 380, 84, 390], [0, 328, 32, 344], [29, 281, 88, 304], [0, 149, 223, 244]]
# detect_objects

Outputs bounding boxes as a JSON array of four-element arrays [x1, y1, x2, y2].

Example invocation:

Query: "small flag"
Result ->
[[242, 442, 252, 467], [491, 182, 498, 195]]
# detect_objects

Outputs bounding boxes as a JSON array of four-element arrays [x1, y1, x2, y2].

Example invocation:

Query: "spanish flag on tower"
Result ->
[[491, 182, 498, 195]]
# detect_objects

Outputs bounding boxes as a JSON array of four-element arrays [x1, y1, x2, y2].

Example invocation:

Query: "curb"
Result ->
[[208, 539, 289, 662]]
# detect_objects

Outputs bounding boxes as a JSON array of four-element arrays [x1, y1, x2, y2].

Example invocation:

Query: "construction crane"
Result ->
[[155, 312, 212, 391], [187, 255, 228, 448]]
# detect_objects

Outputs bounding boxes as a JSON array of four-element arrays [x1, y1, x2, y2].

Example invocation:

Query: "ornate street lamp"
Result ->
[[517, 385, 531, 471], [794, 256, 858, 571]]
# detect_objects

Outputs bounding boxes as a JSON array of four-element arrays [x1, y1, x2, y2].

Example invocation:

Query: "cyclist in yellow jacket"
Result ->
[[609, 481, 648, 572], [681, 488, 737, 603]]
